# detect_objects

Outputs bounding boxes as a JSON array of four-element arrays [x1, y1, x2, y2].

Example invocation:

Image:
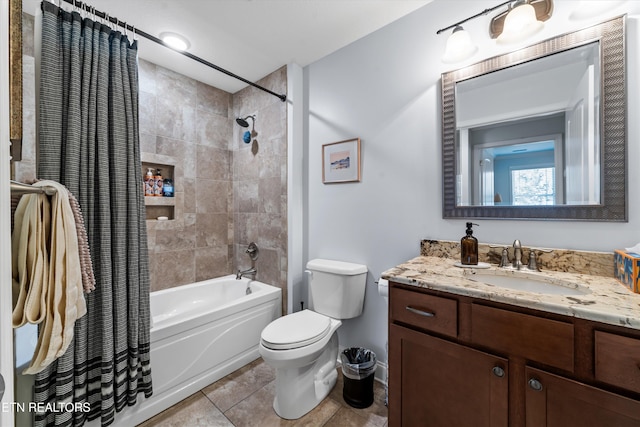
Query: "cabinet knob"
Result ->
[[528, 378, 543, 391], [492, 366, 505, 378]]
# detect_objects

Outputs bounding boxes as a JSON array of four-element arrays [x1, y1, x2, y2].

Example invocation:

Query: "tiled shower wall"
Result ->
[[232, 68, 289, 308], [15, 12, 288, 307], [138, 59, 235, 290]]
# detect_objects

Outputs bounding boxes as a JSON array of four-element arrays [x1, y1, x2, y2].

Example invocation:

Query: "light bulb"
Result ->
[[441, 26, 478, 64], [497, 2, 543, 45]]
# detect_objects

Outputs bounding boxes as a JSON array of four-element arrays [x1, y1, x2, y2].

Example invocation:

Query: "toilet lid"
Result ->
[[261, 310, 332, 350]]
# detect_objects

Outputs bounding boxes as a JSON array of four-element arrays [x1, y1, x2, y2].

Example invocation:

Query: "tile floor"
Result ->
[[138, 358, 388, 427]]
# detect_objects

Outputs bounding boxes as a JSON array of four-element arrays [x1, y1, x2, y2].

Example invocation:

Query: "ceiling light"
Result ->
[[496, 1, 544, 45], [441, 26, 478, 64], [159, 32, 190, 51]]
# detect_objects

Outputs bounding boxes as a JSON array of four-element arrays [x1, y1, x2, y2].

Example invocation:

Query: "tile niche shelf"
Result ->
[[141, 153, 176, 221]]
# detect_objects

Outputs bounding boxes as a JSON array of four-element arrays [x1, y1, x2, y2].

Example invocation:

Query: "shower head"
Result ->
[[236, 115, 255, 128]]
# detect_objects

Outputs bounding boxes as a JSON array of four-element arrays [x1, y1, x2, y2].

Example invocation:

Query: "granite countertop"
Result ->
[[382, 256, 640, 330]]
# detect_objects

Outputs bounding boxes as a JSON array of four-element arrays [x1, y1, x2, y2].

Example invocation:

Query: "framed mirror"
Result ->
[[442, 16, 626, 221]]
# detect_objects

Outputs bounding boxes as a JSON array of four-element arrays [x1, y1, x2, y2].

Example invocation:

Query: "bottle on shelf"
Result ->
[[162, 178, 174, 197], [144, 168, 154, 196], [154, 169, 163, 197]]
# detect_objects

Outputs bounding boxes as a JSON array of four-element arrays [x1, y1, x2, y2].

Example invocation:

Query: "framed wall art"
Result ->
[[322, 138, 361, 184]]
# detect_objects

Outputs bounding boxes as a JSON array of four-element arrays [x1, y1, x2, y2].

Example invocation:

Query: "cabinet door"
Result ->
[[389, 324, 508, 427], [525, 367, 640, 427]]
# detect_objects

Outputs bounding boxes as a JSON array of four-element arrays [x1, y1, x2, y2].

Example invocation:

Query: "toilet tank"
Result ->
[[306, 259, 368, 319]]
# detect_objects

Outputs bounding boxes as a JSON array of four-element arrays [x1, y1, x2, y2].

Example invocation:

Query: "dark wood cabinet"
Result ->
[[389, 283, 640, 427], [389, 324, 508, 427], [525, 367, 640, 427]]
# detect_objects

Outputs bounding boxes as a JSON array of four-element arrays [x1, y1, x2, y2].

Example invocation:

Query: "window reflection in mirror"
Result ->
[[454, 42, 600, 207]]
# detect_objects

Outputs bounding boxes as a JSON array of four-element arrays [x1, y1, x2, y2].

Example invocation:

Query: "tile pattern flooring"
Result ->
[[138, 358, 388, 427]]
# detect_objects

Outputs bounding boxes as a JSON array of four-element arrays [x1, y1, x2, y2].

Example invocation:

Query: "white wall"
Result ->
[[304, 0, 640, 365]]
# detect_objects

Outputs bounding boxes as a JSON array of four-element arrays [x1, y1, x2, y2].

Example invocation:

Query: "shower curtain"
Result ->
[[34, 2, 152, 426]]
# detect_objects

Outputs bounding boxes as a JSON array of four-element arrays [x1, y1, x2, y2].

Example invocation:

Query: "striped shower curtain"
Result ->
[[35, 2, 152, 426]]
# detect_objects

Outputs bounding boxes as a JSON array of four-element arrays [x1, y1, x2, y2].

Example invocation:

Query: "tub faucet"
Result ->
[[236, 266, 256, 280], [513, 239, 523, 270]]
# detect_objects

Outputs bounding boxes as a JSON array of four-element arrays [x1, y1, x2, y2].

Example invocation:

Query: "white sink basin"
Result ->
[[467, 272, 591, 296]]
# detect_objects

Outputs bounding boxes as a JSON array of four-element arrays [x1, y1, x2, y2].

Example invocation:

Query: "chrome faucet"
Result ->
[[492, 241, 551, 271], [236, 266, 256, 280], [512, 239, 523, 270]]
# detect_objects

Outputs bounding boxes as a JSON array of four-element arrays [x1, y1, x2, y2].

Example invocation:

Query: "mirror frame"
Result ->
[[442, 16, 626, 221]]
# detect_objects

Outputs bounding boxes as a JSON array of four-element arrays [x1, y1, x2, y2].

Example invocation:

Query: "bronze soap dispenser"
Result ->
[[461, 222, 479, 265]]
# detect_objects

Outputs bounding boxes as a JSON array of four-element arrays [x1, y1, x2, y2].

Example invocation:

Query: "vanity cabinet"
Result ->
[[388, 283, 640, 427], [525, 366, 640, 426], [390, 324, 508, 426]]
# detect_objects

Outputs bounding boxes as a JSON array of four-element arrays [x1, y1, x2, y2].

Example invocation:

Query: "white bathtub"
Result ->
[[16, 275, 282, 427]]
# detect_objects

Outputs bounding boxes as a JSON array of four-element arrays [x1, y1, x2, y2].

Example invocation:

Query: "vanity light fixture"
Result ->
[[437, 0, 553, 63], [441, 26, 478, 64], [159, 32, 191, 51], [496, 0, 544, 44]]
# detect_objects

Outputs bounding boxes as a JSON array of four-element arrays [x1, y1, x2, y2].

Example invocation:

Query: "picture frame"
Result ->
[[322, 138, 361, 184]]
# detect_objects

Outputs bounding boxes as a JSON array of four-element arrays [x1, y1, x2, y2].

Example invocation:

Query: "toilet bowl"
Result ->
[[259, 310, 341, 419], [259, 259, 368, 420]]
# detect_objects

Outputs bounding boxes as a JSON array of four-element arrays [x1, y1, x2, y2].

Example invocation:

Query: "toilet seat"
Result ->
[[261, 310, 332, 350]]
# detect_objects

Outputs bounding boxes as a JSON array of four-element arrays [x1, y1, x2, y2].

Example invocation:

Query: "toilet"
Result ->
[[259, 258, 368, 419]]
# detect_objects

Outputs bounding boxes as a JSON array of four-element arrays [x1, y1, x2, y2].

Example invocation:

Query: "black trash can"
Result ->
[[340, 347, 377, 408]]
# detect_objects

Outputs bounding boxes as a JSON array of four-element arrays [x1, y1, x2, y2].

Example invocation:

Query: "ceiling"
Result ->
[[23, 0, 433, 94]]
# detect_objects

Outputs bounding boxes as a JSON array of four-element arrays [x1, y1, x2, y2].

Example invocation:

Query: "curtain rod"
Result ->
[[55, 0, 287, 102], [10, 180, 56, 195]]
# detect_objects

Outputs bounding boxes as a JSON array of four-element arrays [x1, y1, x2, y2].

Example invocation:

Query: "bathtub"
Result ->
[[16, 275, 281, 427]]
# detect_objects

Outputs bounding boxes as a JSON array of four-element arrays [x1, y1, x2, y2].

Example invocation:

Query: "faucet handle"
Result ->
[[527, 251, 540, 271], [499, 248, 510, 267], [246, 242, 259, 261], [526, 248, 552, 271], [490, 245, 511, 267]]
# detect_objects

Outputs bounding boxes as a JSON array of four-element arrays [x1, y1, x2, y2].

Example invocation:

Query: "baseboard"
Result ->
[[373, 360, 387, 385]]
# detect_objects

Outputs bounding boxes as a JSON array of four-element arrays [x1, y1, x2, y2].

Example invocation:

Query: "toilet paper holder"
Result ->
[[377, 278, 389, 299]]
